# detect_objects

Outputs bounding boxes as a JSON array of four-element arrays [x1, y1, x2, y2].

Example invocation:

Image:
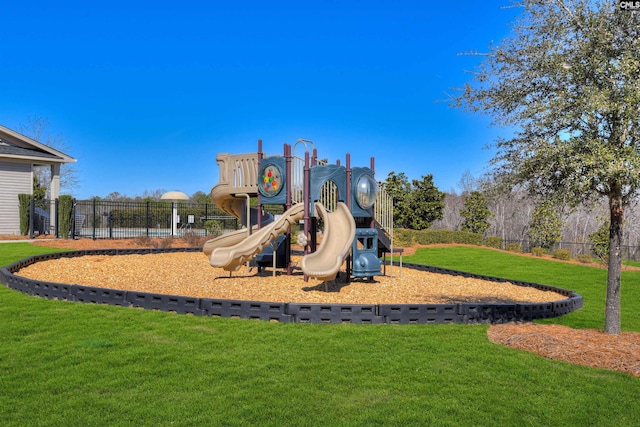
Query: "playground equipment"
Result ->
[[0, 138, 586, 325], [209, 203, 305, 271], [300, 202, 356, 281], [0, 138, 585, 324], [351, 228, 382, 279], [203, 139, 393, 281]]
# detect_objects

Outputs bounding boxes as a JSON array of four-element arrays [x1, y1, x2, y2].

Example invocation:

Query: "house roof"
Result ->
[[0, 144, 64, 160], [0, 124, 77, 164]]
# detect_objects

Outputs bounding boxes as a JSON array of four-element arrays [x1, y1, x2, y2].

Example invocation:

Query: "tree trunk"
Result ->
[[605, 194, 623, 335]]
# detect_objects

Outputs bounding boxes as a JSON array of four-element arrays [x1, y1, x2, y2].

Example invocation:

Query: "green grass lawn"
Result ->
[[1, 243, 639, 426], [402, 246, 640, 331], [0, 242, 70, 266]]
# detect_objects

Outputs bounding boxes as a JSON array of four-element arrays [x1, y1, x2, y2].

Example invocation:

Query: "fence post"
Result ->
[[71, 199, 76, 239], [54, 198, 59, 238], [93, 198, 97, 240], [204, 203, 209, 236], [109, 211, 113, 239], [146, 201, 150, 237]]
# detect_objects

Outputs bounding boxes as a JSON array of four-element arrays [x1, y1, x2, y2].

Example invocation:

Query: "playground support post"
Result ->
[[285, 143, 293, 275], [303, 150, 310, 282], [285, 144, 292, 210], [257, 139, 263, 229], [346, 153, 352, 281], [346, 153, 351, 211], [272, 238, 277, 277], [240, 193, 251, 272], [240, 194, 251, 238], [370, 156, 376, 228]]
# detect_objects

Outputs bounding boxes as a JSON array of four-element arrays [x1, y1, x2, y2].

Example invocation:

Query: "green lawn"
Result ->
[[0, 242, 70, 266], [1, 243, 639, 426], [402, 246, 640, 331]]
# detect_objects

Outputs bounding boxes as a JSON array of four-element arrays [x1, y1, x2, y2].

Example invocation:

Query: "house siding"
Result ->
[[0, 161, 32, 235]]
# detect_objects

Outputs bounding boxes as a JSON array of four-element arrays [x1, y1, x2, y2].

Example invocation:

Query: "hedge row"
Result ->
[[394, 229, 488, 247]]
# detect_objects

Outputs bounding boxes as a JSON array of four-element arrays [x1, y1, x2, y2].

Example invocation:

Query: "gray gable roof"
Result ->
[[0, 124, 76, 164], [0, 144, 64, 160]]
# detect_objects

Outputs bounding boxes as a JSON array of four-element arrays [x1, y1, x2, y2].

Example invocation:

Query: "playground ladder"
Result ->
[[374, 186, 394, 250]]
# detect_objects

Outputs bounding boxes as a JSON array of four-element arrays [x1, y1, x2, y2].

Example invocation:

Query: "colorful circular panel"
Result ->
[[259, 163, 283, 197]]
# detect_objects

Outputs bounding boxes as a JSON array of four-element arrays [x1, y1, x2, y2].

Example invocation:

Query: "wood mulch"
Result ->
[[488, 323, 640, 377], [5, 237, 638, 378], [15, 252, 565, 305]]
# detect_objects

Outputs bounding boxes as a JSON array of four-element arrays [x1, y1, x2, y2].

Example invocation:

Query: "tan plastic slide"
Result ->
[[209, 203, 306, 271], [301, 202, 356, 282], [203, 228, 258, 257], [203, 152, 261, 256]]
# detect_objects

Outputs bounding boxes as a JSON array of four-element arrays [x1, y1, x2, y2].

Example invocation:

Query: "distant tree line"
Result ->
[[91, 190, 214, 204], [381, 170, 640, 258]]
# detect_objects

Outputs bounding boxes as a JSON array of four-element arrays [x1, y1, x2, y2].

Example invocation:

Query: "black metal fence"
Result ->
[[25, 199, 640, 261], [29, 199, 238, 240]]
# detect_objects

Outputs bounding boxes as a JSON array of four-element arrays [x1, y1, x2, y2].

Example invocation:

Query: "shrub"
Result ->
[[411, 229, 454, 245], [291, 229, 305, 248], [18, 193, 32, 236], [133, 235, 155, 247], [158, 237, 175, 248], [204, 220, 223, 237], [553, 249, 571, 260], [460, 191, 493, 234], [507, 243, 522, 253], [484, 236, 501, 249], [577, 253, 593, 264], [393, 229, 414, 247], [182, 232, 207, 247], [394, 229, 489, 248], [58, 195, 74, 239], [528, 201, 563, 250], [453, 231, 483, 245], [589, 218, 610, 262], [531, 247, 546, 257]]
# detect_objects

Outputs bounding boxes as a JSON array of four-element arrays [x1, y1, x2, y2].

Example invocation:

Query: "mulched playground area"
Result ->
[[11, 238, 639, 377], [16, 252, 565, 305]]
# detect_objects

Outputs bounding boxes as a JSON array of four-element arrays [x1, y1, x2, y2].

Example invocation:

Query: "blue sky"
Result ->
[[1, 1, 520, 199]]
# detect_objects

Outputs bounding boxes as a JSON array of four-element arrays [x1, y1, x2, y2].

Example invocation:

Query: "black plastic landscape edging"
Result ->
[[0, 248, 583, 324]]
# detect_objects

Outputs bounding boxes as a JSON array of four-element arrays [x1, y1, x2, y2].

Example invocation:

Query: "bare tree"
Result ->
[[18, 116, 79, 195], [457, 170, 479, 196], [432, 192, 465, 230]]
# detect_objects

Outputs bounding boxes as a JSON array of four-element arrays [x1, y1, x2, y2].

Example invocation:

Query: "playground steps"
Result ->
[[373, 219, 392, 255]]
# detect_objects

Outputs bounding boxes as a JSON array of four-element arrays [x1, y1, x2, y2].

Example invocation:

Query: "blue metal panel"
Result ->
[[352, 228, 382, 277], [309, 164, 346, 216]]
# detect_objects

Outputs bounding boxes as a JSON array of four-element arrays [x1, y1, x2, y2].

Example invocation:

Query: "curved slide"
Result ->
[[203, 227, 259, 257], [204, 152, 271, 256], [210, 203, 305, 271], [301, 202, 356, 282]]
